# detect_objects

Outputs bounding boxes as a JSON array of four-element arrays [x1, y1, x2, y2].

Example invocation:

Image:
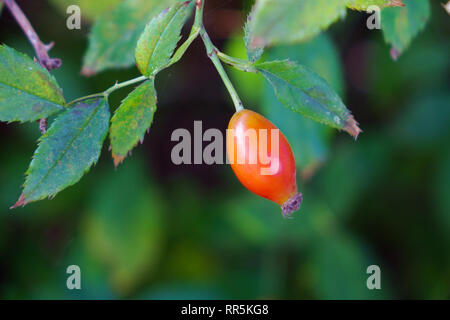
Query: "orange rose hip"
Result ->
[[226, 109, 302, 217]]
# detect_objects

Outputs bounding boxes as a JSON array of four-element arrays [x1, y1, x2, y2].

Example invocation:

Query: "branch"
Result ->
[[2, 0, 61, 70], [2, 0, 62, 134]]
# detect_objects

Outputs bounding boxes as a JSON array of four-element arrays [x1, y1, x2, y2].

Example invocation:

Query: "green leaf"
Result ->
[[246, 0, 347, 48], [261, 35, 343, 177], [0, 45, 65, 123], [244, 8, 264, 62], [347, 0, 405, 10], [256, 60, 361, 138], [135, 1, 194, 76], [82, 160, 163, 295], [110, 80, 157, 166], [381, 0, 431, 60], [82, 0, 179, 75], [12, 98, 110, 208]]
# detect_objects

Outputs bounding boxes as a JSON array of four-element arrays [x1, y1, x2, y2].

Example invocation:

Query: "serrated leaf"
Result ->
[[135, 1, 194, 76], [256, 60, 361, 138], [261, 34, 344, 177], [246, 0, 348, 48], [110, 80, 157, 166], [347, 0, 405, 11], [12, 98, 110, 207], [381, 0, 431, 60], [0, 45, 65, 123], [82, 0, 179, 75], [244, 7, 264, 62]]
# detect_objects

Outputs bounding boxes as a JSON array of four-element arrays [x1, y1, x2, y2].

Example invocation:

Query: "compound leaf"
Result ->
[[12, 98, 110, 207], [135, 1, 194, 76], [256, 60, 361, 138], [0, 45, 65, 123], [110, 80, 157, 167]]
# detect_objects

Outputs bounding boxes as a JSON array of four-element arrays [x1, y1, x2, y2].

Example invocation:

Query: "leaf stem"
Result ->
[[199, 27, 243, 111], [65, 93, 105, 107], [192, 0, 243, 112], [103, 75, 148, 96], [216, 50, 257, 73], [66, 75, 148, 107]]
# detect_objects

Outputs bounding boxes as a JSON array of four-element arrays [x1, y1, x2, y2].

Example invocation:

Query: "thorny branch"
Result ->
[[2, 0, 62, 134]]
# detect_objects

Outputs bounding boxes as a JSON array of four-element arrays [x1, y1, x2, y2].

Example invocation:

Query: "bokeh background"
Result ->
[[0, 0, 449, 299]]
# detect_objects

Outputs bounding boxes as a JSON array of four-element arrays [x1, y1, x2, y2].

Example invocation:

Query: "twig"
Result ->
[[2, 0, 61, 70], [2, 0, 62, 133]]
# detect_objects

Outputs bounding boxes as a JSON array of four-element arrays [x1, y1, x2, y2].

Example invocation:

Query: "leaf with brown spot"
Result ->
[[0, 45, 65, 123], [256, 60, 361, 139], [110, 80, 157, 167], [11, 98, 110, 208]]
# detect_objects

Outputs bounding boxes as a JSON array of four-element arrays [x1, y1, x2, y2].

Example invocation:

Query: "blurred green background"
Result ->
[[0, 0, 449, 299]]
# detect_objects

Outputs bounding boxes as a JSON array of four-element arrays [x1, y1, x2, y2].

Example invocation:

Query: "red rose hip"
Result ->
[[226, 109, 302, 217]]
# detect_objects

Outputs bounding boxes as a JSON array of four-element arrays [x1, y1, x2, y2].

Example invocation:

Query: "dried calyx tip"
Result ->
[[281, 193, 302, 218]]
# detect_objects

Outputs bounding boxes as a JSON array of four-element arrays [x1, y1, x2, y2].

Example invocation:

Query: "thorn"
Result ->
[[43, 41, 55, 52], [10, 193, 28, 209]]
